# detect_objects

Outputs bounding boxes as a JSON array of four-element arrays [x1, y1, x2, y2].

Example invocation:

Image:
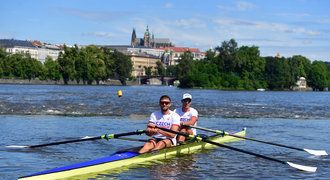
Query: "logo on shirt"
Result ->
[[155, 121, 171, 127]]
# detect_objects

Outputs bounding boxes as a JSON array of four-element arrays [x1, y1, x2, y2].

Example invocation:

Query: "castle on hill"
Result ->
[[130, 26, 173, 48]]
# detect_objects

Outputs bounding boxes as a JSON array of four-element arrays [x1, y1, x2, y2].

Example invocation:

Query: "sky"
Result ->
[[1, 0, 330, 61]]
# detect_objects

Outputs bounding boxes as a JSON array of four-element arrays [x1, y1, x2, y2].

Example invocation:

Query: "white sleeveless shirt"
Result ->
[[174, 107, 198, 135], [149, 110, 181, 139]]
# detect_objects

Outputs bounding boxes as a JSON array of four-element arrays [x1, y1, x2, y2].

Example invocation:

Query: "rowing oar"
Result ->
[[183, 125, 328, 156], [6, 130, 146, 148], [156, 126, 317, 172]]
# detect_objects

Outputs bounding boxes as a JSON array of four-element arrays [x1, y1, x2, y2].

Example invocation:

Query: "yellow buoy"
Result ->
[[117, 90, 122, 97]]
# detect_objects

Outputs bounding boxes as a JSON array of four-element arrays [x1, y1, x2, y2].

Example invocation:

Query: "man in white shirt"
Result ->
[[139, 95, 181, 154], [174, 93, 198, 144]]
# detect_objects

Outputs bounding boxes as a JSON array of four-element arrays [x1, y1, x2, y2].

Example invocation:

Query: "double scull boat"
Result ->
[[19, 128, 246, 179]]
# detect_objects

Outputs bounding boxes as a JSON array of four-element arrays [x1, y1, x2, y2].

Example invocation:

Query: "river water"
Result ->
[[0, 84, 329, 179]]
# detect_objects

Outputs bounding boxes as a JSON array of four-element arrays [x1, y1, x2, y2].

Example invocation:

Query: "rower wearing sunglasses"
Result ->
[[139, 95, 181, 154], [174, 93, 198, 144]]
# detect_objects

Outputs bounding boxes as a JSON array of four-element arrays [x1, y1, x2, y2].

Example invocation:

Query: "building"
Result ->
[[157, 46, 205, 65], [129, 53, 161, 77], [0, 39, 63, 63], [0, 39, 38, 59], [131, 26, 173, 48]]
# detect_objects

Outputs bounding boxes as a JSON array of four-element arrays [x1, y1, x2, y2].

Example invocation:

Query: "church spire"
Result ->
[[131, 28, 137, 46], [144, 25, 150, 47]]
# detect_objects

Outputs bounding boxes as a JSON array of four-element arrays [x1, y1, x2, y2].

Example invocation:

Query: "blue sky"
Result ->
[[1, 0, 330, 61]]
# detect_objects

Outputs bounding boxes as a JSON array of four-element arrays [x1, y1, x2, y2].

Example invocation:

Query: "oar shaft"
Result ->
[[156, 126, 285, 163], [29, 136, 101, 148], [187, 125, 327, 156], [23, 130, 146, 148], [155, 126, 318, 172], [113, 130, 146, 138], [202, 138, 285, 164]]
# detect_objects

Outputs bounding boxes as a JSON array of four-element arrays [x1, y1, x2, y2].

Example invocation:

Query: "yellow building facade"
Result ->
[[130, 53, 161, 77]]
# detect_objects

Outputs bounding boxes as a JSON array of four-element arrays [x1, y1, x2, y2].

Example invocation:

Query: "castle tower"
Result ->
[[144, 26, 150, 47], [131, 28, 137, 46]]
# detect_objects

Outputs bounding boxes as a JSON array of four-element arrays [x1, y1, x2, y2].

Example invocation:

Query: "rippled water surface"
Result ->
[[0, 84, 329, 180]]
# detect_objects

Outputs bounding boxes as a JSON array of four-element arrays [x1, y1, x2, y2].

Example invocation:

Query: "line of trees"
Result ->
[[0, 45, 132, 85], [1, 39, 330, 90], [174, 39, 330, 91]]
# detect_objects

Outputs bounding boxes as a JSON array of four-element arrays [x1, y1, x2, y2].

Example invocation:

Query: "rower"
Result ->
[[174, 93, 198, 144], [139, 95, 181, 154]]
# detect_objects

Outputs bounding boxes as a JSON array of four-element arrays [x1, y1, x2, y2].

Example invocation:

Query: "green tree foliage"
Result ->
[[326, 62, 330, 88], [214, 39, 238, 73], [235, 46, 266, 90], [0, 39, 329, 90], [156, 61, 165, 76], [102, 47, 115, 80], [265, 56, 292, 90], [0, 48, 7, 77], [112, 50, 132, 85], [82, 45, 106, 85], [165, 65, 178, 77], [177, 51, 195, 88], [44, 56, 61, 81], [308, 61, 329, 91], [288, 55, 311, 86], [58, 45, 78, 84], [144, 66, 152, 76]]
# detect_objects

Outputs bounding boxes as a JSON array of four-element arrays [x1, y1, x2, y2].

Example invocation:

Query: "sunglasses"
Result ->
[[182, 99, 191, 103], [160, 101, 171, 105]]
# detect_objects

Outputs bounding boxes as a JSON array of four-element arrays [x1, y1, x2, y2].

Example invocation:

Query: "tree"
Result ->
[[102, 47, 115, 80], [0, 48, 7, 78], [156, 61, 165, 76], [288, 55, 311, 86], [82, 45, 106, 85], [58, 45, 78, 84], [214, 39, 238, 73], [177, 51, 194, 88], [144, 66, 152, 76], [112, 50, 132, 85], [308, 61, 329, 91], [235, 46, 266, 89], [265, 56, 292, 90], [44, 56, 61, 81]]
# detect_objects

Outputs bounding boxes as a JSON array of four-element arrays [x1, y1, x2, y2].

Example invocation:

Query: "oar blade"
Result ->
[[304, 148, 328, 156], [5, 145, 29, 149], [287, 162, 317, 172]]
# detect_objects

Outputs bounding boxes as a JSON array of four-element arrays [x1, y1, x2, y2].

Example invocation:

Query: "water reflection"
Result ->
[[149, 155, 197, 180]]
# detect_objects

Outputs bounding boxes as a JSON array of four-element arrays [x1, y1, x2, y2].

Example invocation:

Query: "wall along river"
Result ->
[[0, 84, 329, 179]]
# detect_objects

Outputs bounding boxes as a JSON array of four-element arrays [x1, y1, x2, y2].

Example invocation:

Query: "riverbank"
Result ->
[[0, 78, 140, 86]]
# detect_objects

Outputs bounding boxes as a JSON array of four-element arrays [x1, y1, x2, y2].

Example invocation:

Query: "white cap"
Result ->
[[182, 93, 192, 100]]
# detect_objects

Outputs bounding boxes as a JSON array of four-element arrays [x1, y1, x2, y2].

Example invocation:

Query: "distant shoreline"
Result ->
[[0, 78, 140, 86]]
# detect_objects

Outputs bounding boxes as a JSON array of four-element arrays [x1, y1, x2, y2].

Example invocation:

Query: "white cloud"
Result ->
[[217, 1, 256, 11], [82, 32, 114, 38], [236, 1, 256, 11], [164, 3, 173, 8], [174, 18, 207, 28], [54, 7, 133, 22], [213, 17, 321, 36]]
